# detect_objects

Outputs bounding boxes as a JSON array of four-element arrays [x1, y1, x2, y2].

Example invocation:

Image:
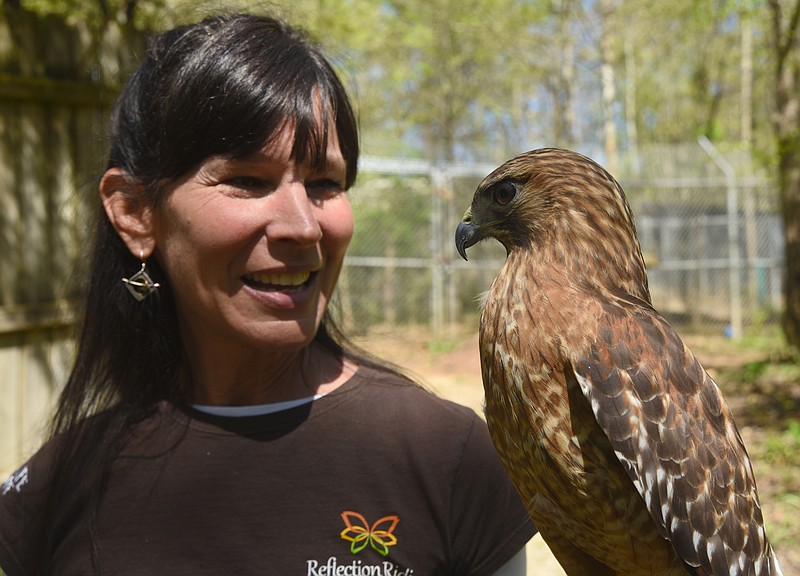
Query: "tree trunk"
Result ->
[[768, 0, 800, 353], [599, 0, 618, 174], [777, 144, 800, 352], [549, 0, 576, 147], [741, 17, 753, 147], [740, 16, 760, 307], [623, 35, 639, 175]]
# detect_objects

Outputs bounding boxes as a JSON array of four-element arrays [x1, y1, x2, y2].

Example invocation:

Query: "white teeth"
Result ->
[[247, 271, 311, 287]]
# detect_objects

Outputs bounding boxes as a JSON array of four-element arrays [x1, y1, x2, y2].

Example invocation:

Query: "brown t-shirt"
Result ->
[[0, 366, 535, 575]]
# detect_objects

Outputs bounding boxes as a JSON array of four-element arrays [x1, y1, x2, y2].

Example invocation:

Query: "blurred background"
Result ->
[[0, 0, 798, 572]]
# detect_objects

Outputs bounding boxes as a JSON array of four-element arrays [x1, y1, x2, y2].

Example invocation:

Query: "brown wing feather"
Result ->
[[571, 295, 779, 575]]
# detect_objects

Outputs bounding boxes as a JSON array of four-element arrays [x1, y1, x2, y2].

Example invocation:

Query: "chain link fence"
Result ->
[[337, 142, 784, 339]]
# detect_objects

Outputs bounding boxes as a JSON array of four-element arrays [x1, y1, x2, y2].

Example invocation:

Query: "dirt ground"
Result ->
[[354, 325, 800, 576]]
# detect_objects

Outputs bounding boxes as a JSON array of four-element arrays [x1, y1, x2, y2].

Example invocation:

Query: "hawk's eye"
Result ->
[[494, 182, 516, 205]]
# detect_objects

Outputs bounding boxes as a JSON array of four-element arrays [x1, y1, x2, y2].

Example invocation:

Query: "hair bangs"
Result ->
[[231, 62, 357, 189], [288, 84, 334, 175], [109, 14, 358, 191], [166, 32, 356, 188]]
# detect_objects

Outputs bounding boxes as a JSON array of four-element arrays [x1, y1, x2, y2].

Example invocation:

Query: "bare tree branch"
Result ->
[[97, 0, 111, 22], [770, 0, 800, 68]]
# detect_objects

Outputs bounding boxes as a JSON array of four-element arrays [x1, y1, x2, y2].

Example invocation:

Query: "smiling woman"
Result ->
[[0, 13, 535, 576], [109, 124, 355, 405]]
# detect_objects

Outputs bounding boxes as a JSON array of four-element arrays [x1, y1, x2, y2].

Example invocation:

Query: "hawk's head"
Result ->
[[456, 148, 649, 298]]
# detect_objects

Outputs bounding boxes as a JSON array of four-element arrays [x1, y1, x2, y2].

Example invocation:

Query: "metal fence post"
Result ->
[[698, 136, 743, 338], [430, 166, 447, 338]]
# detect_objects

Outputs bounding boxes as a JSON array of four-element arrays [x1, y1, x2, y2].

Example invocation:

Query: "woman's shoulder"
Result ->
[[0, 405, 164, 500], [348, 363, 482, 426], [0, 434, 63, 576], [1, 430, 60, 501]]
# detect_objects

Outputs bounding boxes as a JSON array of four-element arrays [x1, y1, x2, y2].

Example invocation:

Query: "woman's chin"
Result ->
[[249, 318, 322, 352]]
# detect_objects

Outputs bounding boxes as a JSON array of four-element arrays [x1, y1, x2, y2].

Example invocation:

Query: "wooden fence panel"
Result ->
[[0, 326, 72, 477], [0, 6, 142, 476], [0, 334, 24, 476]]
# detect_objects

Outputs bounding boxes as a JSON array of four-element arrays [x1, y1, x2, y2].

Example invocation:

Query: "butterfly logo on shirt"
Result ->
[[339, 511, 399, 556]]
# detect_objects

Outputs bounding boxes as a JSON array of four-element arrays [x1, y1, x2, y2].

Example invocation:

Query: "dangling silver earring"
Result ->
[[122, 253, 160, 301]]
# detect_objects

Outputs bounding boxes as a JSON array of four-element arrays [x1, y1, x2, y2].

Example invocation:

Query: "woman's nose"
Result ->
[[265, 183, 323, 245]]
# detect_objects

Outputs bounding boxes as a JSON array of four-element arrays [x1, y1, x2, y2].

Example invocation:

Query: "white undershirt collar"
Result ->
[[192, 392, 327, 417]]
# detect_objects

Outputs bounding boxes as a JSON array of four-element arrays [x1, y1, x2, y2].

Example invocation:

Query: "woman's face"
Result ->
[[152, 124, 353, 358]]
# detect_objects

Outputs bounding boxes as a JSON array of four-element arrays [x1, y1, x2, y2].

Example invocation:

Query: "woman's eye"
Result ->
[[224, 176, 268, 190], [307, 178, 343, 198]]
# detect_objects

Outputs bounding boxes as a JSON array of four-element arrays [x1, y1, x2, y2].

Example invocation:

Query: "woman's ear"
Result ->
[[100, 168, 156, 259]]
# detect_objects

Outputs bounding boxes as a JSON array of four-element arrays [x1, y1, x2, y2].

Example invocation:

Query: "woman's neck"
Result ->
[[184, 342, 356, 406]]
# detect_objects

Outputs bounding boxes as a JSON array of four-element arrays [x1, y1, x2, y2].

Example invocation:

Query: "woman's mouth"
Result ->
[[242, 271, 314, 292]]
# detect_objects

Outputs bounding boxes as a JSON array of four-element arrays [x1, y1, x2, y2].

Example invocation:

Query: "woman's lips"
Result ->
[[242, 271, 314, 291]]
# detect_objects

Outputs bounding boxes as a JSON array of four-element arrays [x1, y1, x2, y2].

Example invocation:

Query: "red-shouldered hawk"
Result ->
[[455, 148, 784, 576]]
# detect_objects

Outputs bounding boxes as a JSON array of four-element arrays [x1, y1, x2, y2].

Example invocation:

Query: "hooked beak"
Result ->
[[455, 210, 480, 261]]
